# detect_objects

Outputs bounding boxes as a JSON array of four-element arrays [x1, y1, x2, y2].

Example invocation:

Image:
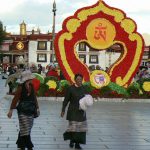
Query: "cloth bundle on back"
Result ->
[[79, 94, 93, 111]]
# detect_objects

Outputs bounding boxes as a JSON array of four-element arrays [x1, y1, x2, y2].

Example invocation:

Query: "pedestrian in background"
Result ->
[[61, 73, 88, 149], [8, 65, 15, 94], [7, 70, 40, 150]]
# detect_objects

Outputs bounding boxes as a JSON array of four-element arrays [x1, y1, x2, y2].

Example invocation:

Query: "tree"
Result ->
[[0, 21, 6, 64], [0, 21, 6, 47]]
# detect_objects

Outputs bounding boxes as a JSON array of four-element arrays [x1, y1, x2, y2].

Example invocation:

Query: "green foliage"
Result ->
[[127, 82, 140, 97], [57, 80, 70, 92], [32, 73, 44, 83], [100, 85, 112, 96], [83, 82, 95, 92], [0, 21, 6, 46], [37, 83, 49, 96], [108, 82, 129, 97]]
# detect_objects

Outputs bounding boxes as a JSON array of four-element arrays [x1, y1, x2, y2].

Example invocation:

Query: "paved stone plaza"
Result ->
[[1, 76, 150, 150]]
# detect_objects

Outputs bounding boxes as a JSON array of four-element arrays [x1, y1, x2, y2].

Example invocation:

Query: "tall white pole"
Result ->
[[52, 0, 56, 63]]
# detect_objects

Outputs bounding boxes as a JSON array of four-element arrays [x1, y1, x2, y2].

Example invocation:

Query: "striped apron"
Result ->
[[18, 114, 34, 136]]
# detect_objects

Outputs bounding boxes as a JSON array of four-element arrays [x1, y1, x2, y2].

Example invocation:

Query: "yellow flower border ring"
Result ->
[[90, 70, 110, 89]]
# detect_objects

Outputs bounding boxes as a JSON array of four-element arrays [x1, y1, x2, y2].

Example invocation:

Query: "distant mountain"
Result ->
[[142, 33, 150, 46]]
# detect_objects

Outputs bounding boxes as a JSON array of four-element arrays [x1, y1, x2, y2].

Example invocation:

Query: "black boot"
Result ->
[[17, 132, 26, 150], [75, 143, 82, 149], [69, 140, 74, 148], [25, 135, 34, 149]]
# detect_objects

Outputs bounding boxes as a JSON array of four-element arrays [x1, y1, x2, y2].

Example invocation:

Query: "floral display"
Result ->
[[7, 1, 148, 99], [9, 73, 150, 98], [54, 0, 144, 87]]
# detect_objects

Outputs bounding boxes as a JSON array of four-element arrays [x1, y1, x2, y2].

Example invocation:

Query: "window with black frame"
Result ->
[[89, 55, 98, 64], [37, 54, 47, 62], [79, 54, 86, 63], [37, 41, 47, 50], [78, 42, 86, 51]]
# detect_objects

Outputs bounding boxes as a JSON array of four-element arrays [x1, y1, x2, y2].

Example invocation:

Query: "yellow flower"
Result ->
[[143, 82, 150, 92], [46, 80, 57, 89], [139, 90, 143, 95]]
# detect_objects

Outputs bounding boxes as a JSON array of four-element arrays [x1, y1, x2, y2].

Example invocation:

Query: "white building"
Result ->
[[76, 42, 121, 70]]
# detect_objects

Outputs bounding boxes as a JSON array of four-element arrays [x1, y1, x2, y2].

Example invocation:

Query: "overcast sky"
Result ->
[[0, 0, 150, 34]]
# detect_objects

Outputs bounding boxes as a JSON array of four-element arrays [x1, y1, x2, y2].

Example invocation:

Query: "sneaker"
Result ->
[[75, 143, 82, 149]]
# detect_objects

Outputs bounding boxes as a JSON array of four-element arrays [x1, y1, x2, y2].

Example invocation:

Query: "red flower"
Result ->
[[46, 70, 60, 80], [32, 78, 40, 91], [44, 92, 49, 97], [89, 89, 100, 98]]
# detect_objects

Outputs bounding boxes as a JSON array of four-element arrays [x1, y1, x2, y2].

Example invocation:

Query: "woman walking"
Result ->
[[7, 70, 40, 150], [61, 73, 88, 149]]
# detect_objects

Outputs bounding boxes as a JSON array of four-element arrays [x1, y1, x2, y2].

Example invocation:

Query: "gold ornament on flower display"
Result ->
[[86, 18, 116, 49]]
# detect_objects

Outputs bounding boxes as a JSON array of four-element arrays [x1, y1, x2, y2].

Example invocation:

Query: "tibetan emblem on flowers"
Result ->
[[54, 0, 144, 87], [86, 18, 116, 49], [94, 23, 107, 41], [90, 70, 110, 89]]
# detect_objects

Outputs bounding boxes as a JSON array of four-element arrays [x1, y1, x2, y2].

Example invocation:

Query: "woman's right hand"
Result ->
[[61, 112, 65, 118], [7, 109, 13, 118]]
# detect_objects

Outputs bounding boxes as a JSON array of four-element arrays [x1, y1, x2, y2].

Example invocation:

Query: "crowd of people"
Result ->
[[2, 63, 65, 94], [134, 64, 150, 81]]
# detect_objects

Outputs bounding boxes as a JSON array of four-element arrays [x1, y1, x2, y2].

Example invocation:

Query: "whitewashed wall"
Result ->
[[28, 40, 52, 68]]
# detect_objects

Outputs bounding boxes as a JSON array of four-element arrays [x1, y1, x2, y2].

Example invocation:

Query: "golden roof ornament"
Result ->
[[20, 20, 26, 35]]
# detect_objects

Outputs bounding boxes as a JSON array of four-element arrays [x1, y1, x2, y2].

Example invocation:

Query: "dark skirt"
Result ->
[[16, 133, 34, 148], [16, 114, 34, 148], [63, 121, 87, 144], [63, 132, 86, 144]]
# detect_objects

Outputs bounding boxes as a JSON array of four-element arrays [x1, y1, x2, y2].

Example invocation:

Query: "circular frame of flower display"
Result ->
[[90, 70, 110, 89]]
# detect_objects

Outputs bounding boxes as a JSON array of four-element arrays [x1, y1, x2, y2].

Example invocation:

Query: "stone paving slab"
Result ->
[[1, 100, 150, 150]]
